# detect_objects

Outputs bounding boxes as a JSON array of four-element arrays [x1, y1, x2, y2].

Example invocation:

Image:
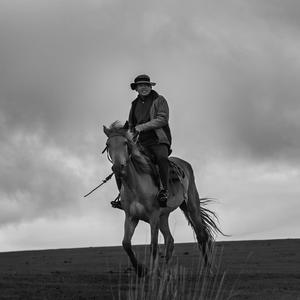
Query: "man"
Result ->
[[112, 74, 172, 208]]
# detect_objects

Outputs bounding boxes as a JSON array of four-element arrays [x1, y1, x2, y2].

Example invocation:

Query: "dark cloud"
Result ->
[[0, 0, 300, 248], [0, 125, 86, 226]]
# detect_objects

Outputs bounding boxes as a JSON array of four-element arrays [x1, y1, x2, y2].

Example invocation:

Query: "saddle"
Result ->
[[139, 145, 185, 187], [169, 160, 185, 182]]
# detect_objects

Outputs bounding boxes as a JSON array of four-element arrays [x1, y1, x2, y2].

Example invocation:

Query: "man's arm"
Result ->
[[135, 96, 169, 132]]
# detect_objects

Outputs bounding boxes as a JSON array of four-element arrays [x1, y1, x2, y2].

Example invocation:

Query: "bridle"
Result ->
[[84, 131, 139, 198], [101, 144, 112, 163], [102, 133, 134, 165]]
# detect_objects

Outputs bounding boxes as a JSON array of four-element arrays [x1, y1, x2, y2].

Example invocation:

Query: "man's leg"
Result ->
[[148, 144, 169, 207]]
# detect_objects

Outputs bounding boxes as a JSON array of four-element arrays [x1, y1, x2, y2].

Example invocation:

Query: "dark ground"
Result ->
[[0, 239, 299, 299]]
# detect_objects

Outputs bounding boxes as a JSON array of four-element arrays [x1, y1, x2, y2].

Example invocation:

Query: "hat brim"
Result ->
[[130, 81, 156, 90]]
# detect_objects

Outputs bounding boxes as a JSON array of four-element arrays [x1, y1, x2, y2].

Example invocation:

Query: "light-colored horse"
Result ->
[[103, 122, 221, 276]]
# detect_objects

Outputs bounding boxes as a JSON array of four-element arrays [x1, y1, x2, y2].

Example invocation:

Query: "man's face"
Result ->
[[136, 83, 152, 97]]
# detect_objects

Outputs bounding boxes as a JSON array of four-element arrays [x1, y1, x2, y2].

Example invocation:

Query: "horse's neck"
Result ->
[[132, 147, 150, 165], [122, 149, 156, 191]]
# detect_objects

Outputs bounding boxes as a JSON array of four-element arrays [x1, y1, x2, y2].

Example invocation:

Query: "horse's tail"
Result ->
[[180, 198, 222, 244], [178, 159, 223, 260]]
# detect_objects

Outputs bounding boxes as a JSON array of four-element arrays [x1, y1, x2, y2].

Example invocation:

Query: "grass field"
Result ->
[[0, 239, 299, 299]]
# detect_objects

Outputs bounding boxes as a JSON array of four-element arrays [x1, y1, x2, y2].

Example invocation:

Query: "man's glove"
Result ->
[[135, 125, 142, 133], [132, 127, 140, 143]]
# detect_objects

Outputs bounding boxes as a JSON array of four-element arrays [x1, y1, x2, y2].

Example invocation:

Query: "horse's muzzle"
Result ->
[[112, 163, 126, 177]]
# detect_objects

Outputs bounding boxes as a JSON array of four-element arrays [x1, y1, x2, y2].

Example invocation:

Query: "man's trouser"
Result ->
[[115, 143, 170, 191], [146, 143, 169, 190]]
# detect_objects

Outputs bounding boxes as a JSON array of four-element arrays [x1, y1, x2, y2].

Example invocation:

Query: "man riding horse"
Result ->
[[112, 74, 172, 209]]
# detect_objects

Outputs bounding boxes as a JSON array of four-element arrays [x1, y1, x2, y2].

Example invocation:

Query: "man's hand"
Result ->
[[135, 125, 142, 133], [132, 127, 140, 143]]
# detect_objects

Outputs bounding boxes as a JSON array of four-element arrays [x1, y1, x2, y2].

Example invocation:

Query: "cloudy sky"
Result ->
[[0, 0, 299, 252]]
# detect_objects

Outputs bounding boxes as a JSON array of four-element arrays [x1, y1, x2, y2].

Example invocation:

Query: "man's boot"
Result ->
[[157, 188, 168, 207], [111, 176, 123, 209]]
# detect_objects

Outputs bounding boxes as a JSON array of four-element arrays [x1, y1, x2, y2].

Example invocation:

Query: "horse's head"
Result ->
[[103, 122, 132, 177]]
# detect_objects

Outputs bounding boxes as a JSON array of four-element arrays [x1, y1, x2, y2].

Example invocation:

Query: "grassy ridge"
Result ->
[[0, 239, 299, 299]]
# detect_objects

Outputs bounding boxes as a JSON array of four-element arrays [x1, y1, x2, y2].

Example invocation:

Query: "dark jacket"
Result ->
[[128, 91, 172, 147]]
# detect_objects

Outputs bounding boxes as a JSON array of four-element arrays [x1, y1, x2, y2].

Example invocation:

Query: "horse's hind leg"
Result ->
[[122, 216, 146, 277], [159, 214, 174, 263]]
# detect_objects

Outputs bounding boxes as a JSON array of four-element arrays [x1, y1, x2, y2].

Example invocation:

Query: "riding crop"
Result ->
[[83, 172, 114, 197]]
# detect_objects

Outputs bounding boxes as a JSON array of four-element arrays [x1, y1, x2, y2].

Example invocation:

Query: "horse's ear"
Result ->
[[123, 121, 129, 130], [103, 125, 110, 137]]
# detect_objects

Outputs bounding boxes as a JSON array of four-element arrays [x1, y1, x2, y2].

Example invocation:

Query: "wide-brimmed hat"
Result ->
[[130, 74, 156, 90]]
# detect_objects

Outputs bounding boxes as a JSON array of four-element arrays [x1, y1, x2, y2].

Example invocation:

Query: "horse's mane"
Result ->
[[107, 121, 155, 176], [107, 121, 132, 139]]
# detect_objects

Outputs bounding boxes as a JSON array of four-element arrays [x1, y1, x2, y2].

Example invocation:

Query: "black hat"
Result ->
[[130, 74, 156, 90]]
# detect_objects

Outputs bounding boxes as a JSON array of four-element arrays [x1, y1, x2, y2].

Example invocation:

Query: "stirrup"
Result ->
[[158, 189, 168, 207], [111, 193, 122, 209]]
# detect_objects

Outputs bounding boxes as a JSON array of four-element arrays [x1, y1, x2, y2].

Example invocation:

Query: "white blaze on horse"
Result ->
[[103, 121, 222, 276]]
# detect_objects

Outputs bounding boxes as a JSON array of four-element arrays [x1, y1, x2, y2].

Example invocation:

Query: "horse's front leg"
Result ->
[[149, 214, 160, 269], [122, 216, 146, 277]]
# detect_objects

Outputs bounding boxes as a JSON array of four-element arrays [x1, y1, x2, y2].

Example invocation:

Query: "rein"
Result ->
[[84, 133, 139, 197], [84, 133, 136, 198]]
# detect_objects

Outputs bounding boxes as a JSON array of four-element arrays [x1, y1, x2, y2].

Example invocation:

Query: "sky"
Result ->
[[0, 0, 300, 252]]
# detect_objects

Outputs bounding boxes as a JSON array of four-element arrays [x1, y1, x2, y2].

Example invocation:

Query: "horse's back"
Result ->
[[169, 156, 197, 195], [167, 156, 193, 208], [169, 156, 193, 177]]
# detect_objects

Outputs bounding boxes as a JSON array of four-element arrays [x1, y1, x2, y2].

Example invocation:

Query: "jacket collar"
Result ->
[[132, 90, 159, 104]]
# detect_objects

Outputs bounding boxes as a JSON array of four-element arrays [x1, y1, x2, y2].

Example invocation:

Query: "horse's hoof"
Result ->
[[136, 264, 148, 277]]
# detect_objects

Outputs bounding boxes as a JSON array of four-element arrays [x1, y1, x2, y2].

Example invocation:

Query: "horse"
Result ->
[[103, 121, 222, 276]]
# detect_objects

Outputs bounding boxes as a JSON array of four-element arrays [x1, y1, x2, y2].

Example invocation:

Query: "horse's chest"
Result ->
[[129, 201, 147, 219]]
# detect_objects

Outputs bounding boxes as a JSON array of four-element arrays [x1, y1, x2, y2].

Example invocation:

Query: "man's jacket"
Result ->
[[128, 91, 172, 147]]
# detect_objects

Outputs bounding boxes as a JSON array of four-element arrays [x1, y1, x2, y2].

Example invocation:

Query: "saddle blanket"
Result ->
[[165, 157, 189, 207], [169, 160, 185, 182]]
